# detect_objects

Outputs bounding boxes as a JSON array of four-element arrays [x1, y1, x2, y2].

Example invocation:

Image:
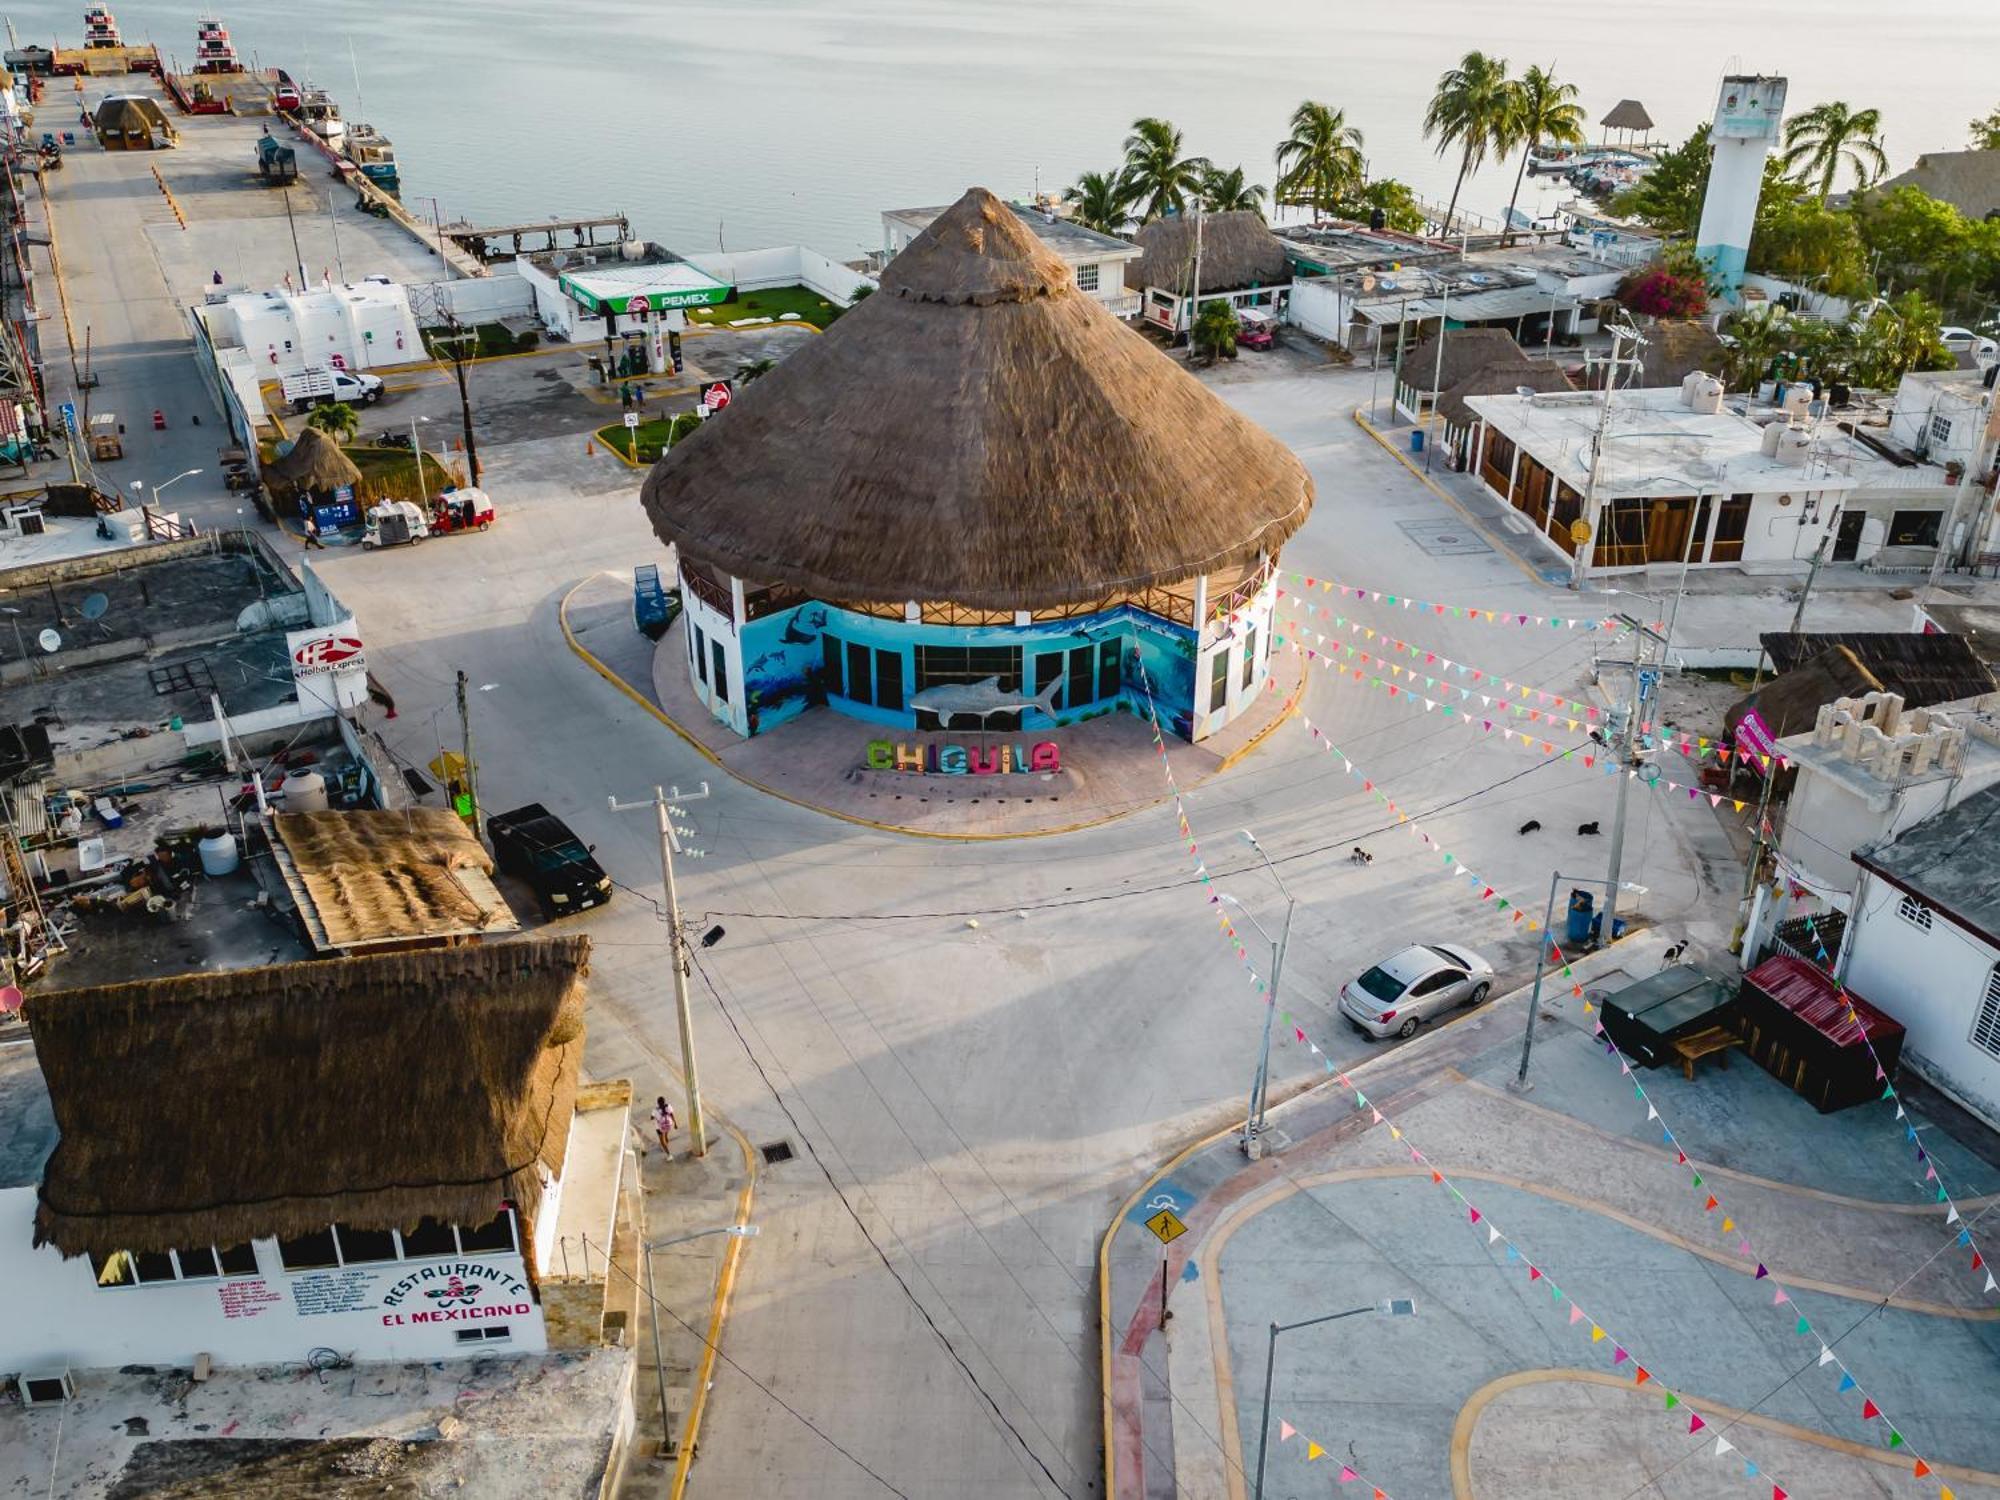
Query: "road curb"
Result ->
[[668, 1111, 759, 1500], [1350, 406, 1547, 588]]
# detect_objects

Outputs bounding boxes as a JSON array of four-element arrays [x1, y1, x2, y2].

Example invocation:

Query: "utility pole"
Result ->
[[1602, 612, 1649, 932], [1185, 203, 1204, 360], [454, 669, 480, 833], [280, 186, 306, 292], [1569, 324, 1643, 591], [1790, 529, 1832, 637], [1423, 281, 1451, 473], [609, 783, 712, 1158], [434, 319, 482, 485]]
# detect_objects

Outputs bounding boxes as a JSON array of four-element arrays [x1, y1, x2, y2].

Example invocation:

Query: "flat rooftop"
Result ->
[[1857, 780, 2000, 943], [886, 201, 1138, 261], [1466, 386, 1869, 498], [1275, 222, 1448, 272], [555, 256, 730, 313]]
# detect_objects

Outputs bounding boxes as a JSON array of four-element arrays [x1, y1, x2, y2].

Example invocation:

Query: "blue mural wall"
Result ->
[[736, 600, 1203, 740]]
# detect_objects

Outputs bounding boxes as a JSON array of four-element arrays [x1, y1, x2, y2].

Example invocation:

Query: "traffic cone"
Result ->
[[585, 439, 594, 456]]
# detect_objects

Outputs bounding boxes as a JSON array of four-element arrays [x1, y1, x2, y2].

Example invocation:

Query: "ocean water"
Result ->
[[17, 0, 2000, 260]]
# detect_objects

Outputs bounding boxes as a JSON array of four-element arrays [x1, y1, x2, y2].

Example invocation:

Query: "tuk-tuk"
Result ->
[[429, 487, 494, 535], [361, 499, 429, 549]]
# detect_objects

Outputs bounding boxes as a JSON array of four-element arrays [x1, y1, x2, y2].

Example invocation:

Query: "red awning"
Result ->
[[1744, 956, 1903, 1050]]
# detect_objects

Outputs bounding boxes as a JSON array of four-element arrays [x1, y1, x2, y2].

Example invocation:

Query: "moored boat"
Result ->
[[295, 85, 344, 148], [344, 121, 399, 195]]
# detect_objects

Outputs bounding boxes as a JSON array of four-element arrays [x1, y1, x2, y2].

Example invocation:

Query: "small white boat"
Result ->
[[296, 86, 345, 148]]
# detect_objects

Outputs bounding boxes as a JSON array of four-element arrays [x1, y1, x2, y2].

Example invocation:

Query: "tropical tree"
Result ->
[[1501, 64, 1584, 240], [1847, 290, 1952, 386], [1200, 165, 1268, 216], [1273, 100, 1365, 217], [1423, 50, 1514, 233], [1064, 169, 1133, 235], [1191, 299, 1240, 362], [1329, 178, 1427, 233], [735, 357, 776, 384], [1120, 117, 1211, 223], [1972, 106, 2000, 151], [1612, 124, 1711, 237], [1854, 185, 1977, 304], [1779, 101, 1889, 198], [1747, 187, 1871, 298], [305, 401, 359, 445]]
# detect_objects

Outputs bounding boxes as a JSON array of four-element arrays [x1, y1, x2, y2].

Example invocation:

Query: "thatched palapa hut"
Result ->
[[640, 187, 1313, 744], [1126, 210, 1292, 338], [263, 425, 361, 498]]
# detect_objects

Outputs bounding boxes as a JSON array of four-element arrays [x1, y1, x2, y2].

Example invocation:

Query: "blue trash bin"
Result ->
[[1590, 913, 1629, 945], [1565, 888, 1595, 946], [1409, 428, 1426, 455]]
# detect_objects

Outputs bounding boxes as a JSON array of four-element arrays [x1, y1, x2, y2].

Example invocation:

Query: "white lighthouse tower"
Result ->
[[1694, 74, 1787, 302]]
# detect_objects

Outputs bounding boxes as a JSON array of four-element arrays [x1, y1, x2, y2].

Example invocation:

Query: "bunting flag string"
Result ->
[[1270, 1420, 1401, 1495], [1277, 570, 1636, 633], [1272, 602, 1788, 773], [1130, 677, 1801, 1499], [1581, 973, 1966, 1494], [1280, 639, 1756, 814], [1761, 858, 1998, 1312]]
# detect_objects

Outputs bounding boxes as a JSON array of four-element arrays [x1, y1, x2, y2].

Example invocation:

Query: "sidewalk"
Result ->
[[1101, 928, 2000, 1500]]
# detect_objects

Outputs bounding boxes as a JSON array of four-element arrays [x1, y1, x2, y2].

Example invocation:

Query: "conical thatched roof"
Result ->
[[1401, 328, 1531, 395], [1126, 210, 1290, 295], [264, 425, 361, 495], [1601, 99, 1654, 132], [640, 188, 1312, 609], [27, 938, 590, 1258], [1438, 358, 1574, 427]]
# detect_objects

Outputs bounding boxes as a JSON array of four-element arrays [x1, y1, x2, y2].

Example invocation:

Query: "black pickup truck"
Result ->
[[486, 803, 612, 920]]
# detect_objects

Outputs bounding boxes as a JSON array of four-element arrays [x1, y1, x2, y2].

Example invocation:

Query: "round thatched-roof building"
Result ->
[[639, 187, 1313, 746]]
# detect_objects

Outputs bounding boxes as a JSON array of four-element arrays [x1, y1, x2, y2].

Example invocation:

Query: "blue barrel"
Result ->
[[1409, 428, 1426, 455], [1565, 888, 1595, 946]]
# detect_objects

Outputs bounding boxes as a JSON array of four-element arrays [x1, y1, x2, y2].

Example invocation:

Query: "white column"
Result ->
[[648, 313, 668, 375]]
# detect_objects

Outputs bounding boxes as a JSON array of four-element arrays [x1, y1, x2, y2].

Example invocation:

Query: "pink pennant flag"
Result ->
[[1569, 1304, 1585, 1325], [1688, 1413, 1705, 1434], [1468, 1207, 1481, 1225], [1612, 1347, 1628, 1365], [1340, 1466, 1358, 1482], [1279, 1421, 1295, 1442]]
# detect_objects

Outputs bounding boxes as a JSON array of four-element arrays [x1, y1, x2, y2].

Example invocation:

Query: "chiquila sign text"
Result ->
[[865, 739, 1061, 776]]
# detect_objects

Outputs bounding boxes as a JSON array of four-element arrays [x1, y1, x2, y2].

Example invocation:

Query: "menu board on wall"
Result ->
[[289, 1268, 382, 1318]]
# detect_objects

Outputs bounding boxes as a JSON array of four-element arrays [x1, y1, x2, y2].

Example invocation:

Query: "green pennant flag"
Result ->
[[1549, 1284, 1562, 1301], [1888, 1431, 1903, 1449], [1664, 1394, 1678, 1410], [1795, 1316, 1809, 1335], [1691, 1172, 1703, 1187]]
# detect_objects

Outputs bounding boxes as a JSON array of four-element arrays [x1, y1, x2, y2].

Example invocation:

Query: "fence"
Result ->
[[682, 245, 875, 306]]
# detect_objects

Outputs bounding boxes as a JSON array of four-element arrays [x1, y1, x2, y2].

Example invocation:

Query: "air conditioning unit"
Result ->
[[17, 1370, 76, 1406]]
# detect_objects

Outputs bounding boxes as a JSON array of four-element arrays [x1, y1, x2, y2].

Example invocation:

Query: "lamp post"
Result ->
[[645, 1223, 758, 1455], [148, 467, 202, 512], [1230, 829, 1297, 1155], [1513, 871, 1647, 1090], [1253, 1298, 1417, 1500]]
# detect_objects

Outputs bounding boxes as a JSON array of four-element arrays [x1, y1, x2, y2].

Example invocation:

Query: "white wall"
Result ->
[[1193, 574, 1277, 742], [677, 568, 746, 736], [1288, 280, 1350, 345], [0, 1190, 548, 1373], [1737, 489, 1839, 571], [1739, 273, 1855, 323], [682, 245, 874, 306], [1845, 876, 2000, 1129], [405, 272, 539, 328]]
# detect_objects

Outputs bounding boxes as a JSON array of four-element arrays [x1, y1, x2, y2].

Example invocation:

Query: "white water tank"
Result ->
[[1689, 375, 1725, 414], [198, 832, 239, 877], [1774, 428, 1811, 467], [1781, 384, 1813, 418], [1680, 371, 1704, 405], [283, 770, 330, 813], [1761, 421, 1786, 457]]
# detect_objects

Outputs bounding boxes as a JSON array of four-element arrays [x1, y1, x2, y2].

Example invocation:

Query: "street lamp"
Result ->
[[142, 467, 202, 513], [1513, 872, 1647, 1090], [1231, 828, 1298, 1156], [645, 1222, 758, 1456], [1253, 1297, 1417, 1500]]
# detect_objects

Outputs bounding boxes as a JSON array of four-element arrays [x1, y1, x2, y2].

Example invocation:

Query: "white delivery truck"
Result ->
[[280, 367, 384, 412]]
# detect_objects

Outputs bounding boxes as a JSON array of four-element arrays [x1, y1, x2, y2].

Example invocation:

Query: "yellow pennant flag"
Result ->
[[1722, 1218, 1734, 1233], [1307, 1442, 1325, 1461], [1590, 1325, 1606, 1342]]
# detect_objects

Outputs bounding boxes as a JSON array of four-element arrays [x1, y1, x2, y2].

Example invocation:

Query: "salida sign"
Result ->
[[378, 1260, 531, 1328]]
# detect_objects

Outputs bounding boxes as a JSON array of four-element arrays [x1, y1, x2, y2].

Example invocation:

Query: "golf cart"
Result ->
[[361, 499, 429, 549], [1236, 306, 1278, 351]]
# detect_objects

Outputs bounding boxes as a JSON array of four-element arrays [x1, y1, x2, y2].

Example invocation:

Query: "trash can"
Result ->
[[1409, 429, 1426, 455], [1565, 888, 1595, 947], [1590, 912, 1629, 945]]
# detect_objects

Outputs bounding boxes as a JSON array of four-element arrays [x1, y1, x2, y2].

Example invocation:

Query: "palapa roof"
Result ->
[[640, 188, 1313, 609], [263, 426, 361, 496], [1638, 320, 1727, 388], [28, 937, 590, 1258], [1438, 358, 1574, 427], [1759, 632, 1996, 707], [1727, 646, 1882, 743], [1601, 100, 1654, 132], [1864, 149, 2000, 221], [1126, 210, 1290, 295], [1401, 328, 1533, 395], [271, 809, 520, 953]]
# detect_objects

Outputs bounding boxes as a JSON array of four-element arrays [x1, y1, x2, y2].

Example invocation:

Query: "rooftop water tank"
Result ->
[[1689, 375, 1724, 415]]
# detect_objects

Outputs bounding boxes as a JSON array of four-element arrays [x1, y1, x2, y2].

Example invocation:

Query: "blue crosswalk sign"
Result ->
[[58, 401, 77, 435]]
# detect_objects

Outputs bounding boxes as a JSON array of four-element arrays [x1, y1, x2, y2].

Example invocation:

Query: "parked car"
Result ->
[[486, 803, 612, 919], [280, 366, 384, 413], [1940, 326, 1998, 365], [1339, 943, 1494, 1039]]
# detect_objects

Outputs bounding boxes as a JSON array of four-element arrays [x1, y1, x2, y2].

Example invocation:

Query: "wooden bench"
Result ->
[[1671, 1026, 1741, 1082]]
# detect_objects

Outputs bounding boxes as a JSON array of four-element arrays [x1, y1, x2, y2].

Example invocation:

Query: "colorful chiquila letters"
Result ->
[[865, 740, 1062, 775]]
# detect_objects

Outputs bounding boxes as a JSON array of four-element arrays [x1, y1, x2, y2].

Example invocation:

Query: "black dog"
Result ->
[[1577, 821, 1600, 836], [1350, 846, 1374, 866], [1518, 819, 1542, 835]]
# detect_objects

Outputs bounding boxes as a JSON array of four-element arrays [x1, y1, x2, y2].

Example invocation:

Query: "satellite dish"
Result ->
[[38, 627, 62, 653], [1360, 274, 1377, 293], [80, 592, 109, 621]]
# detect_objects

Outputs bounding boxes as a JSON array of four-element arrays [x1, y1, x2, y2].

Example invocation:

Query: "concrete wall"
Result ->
[[406, 272, 538, 328], [1845, 876, 2000, 1130], [0, 1190, 548, 1372], [683, 245, 874, 306], [1739, 273, 1855, 322], [1287, 279, 1350, 345], [678, 575, 745, 736]]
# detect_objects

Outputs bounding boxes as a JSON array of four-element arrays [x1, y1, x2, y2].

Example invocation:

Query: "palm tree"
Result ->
[[1063, 169, 1133, 235], [1971, 106, 2000, 151], [1120, 117, 1211, 223], [305, 401, 359, 445], [1780, 101, 1889, 198], [1191, 299, 1240, 363], [1501, 64, 1584, 240], [1274, 101, 1365, 217], [1200, 166, 1267, 216], [735, 357, 776, 384], [1423, 51, 1513, 233]]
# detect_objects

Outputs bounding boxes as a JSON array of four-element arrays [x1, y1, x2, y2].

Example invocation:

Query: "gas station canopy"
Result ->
[[558, 260, 730, 316]]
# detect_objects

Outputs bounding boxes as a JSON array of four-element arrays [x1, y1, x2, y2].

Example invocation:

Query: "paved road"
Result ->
[[38, 132, 1796, 1497]]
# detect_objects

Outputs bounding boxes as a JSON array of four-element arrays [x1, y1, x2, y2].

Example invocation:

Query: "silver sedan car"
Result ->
[[1340, 943, 1495, 1039]]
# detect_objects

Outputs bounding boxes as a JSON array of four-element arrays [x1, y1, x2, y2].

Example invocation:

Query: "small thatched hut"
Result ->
[[27, 937, 589, 1259], [263, 425, 361, 499], [1601, 100, 1654, 143], [1125, 210, 1292, 339], [640, 187, 1312, 745]]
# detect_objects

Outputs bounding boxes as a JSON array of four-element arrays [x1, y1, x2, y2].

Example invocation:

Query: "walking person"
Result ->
[[652, 1095, 677, 1159], [303, 514, 324, 549]]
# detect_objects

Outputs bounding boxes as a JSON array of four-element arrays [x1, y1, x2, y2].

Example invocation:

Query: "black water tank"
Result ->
[[1369, 207, 1387, 231]]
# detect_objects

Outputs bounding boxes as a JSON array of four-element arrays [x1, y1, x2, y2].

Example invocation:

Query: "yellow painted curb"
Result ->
[[1351, 407, 1545, 588], [668, 1111, 759, 1498], [557, 578, 1204, 843], [1449, 1367, 2000, 1497]]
